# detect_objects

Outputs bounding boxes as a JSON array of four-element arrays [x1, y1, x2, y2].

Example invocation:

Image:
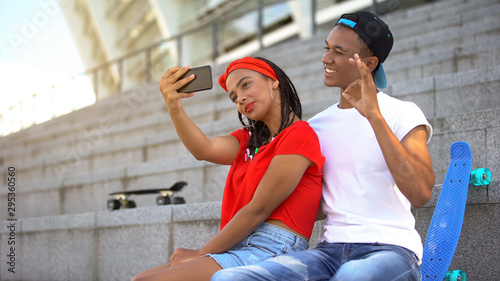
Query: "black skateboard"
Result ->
[[107, 181, 187, 210]]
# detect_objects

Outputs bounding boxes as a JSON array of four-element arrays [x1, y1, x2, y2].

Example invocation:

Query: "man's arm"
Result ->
[[368, 120, 434, 208], [342, 54, 435, 208]]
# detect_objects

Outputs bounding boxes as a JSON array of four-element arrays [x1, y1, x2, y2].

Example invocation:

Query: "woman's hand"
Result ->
[[158, 66, 196, 113], [157, 66, 240, 165], [169, 248, 202, 267]]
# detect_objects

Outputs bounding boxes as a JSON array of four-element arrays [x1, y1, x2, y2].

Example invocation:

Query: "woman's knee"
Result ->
[[210, 269, 240, 281]]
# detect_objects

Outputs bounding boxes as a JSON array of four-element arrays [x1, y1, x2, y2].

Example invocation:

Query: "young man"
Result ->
[[211, 11, 435, 281]]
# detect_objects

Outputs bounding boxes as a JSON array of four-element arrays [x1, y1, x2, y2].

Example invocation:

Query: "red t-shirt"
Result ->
[[220, 121, 325, 238]]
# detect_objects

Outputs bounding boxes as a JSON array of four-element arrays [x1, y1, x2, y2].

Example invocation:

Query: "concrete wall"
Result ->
[[0, 203, 221, 281], [0, 178, 498, 281], [0, 202, 324, 281]]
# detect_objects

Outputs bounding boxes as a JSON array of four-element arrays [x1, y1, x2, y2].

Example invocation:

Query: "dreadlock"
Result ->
[[237, 56, 302, 158]]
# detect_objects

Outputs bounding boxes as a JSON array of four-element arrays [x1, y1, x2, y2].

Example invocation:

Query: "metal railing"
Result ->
[[83, 0, 301, 99], [78, 0, 397, 99], [2, 0, 403, 136]]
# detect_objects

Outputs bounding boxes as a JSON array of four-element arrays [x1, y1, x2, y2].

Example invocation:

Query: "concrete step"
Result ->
[[428, 108, 500, 184], [5, 42, 499, 169], [391, 10, 500, 57], [385, 35, 500, 83], [257, 0, 500, 70], [1, 84, 222, 166], [3, 2, 499, 163], [253, 0, 500, 66], [3, 63, 499, 197], [2, 0, 497, 150], [387, 65, 500, 118], [385, 0, 500, 39], [2, 106, 498, 220]]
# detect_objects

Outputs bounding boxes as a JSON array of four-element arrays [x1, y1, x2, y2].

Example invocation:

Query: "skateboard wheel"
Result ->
[[470, 168, 491, 186], [173, 197, 186, 205], [445, 270, 466, 281], [107, 199, 121, 211], [156, 196, 171, 205], [126, 200, 136, 208]]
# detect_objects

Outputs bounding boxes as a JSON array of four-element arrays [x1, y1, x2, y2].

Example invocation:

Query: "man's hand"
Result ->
[[342, 53, 381, 121]]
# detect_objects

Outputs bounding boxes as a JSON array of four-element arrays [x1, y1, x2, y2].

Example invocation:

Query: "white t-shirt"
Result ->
[[308, 92, 432, 259]]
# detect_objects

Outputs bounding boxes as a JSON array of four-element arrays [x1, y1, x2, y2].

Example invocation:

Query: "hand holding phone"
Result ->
[[177, 65, 213, 93]]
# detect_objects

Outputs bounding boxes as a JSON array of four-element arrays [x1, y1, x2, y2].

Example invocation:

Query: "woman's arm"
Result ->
[[159, 66, 239, 165], [169, 153, 313, 266]]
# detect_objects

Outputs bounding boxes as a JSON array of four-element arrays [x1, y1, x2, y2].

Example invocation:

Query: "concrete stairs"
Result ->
[[0, 0, 499, 279]]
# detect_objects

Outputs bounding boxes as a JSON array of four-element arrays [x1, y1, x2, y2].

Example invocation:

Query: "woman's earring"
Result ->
[[242, 116, 255, 128], [269, 88, 281, 105]]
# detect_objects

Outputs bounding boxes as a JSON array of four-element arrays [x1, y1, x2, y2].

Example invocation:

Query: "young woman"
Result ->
[[132, 56, 324, 281]]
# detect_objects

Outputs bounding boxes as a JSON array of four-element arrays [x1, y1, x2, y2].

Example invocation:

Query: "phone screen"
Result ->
[[177, 65, 213, 93]]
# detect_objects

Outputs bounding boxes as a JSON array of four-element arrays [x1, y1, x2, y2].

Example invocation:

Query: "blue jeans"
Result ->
[[211, 241, 421, 281]]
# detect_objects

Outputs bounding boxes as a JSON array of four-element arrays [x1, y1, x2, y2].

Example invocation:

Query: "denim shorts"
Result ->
[[206, 222, 309, 269]]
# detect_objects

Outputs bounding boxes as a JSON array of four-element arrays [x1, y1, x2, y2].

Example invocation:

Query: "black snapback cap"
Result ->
[[336, 11, 393, 88]]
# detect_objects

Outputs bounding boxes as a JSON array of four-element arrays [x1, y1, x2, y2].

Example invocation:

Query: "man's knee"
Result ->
[[331, 251, 420, 281], [331, 260, 368, 281]]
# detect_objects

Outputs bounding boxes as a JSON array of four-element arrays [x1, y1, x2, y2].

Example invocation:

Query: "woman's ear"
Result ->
[[272, 79, 279, 89]]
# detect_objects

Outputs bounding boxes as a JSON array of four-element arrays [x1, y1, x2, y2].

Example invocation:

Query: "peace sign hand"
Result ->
[[341, 53, 382, 121]]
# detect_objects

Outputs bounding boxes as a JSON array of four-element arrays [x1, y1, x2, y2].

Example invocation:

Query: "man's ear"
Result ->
[[365, 56, 380, 72]]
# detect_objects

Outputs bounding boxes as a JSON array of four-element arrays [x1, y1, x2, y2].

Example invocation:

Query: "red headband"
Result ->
[[218, 57, 278, 92]]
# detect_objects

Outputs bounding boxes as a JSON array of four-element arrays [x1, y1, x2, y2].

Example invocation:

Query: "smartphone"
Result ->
[[177, 65, 213, 93]]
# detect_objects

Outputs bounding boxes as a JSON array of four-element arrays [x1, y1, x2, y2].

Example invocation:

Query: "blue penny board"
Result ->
[[421, 141, 472, 280]]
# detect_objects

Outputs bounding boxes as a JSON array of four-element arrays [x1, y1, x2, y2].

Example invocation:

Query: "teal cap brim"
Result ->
[[374, 63, 387, 89]]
